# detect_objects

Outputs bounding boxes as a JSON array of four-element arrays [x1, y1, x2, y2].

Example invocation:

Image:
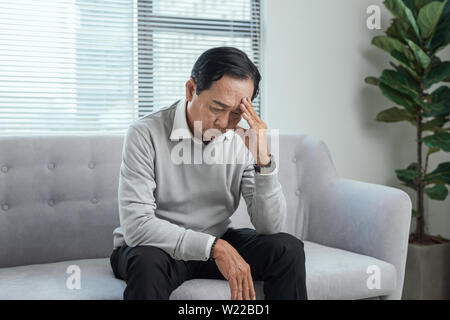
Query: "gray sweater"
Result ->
[[112, 97, 287, 261]]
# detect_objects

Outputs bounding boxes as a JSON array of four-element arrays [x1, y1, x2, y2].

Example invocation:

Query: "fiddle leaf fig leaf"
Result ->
[[379, 69, 420, 98], [415, 0, 432, 11], [372, 36, 415, 61], [427, 146, 441, 154], [398, 162, 420, 190], [421, 117, 447, 131], [416, 99, 446, 113], [391, 50, 421, 79], [396, 166, 420, 183], [365, 76, 380, 86], [417, 0, 447, 39], [421, 132, 450, 152], [424, 61, 450, 88], [384, 0, 422, 41], [429, 3, 450, 54], [424, 162, 450, 185], [379, 82, 417, 113], [431, 86, 450, 108], [376, 107, 416, 123], [424, 183, 449, 200], [407, 39, 431, 69]]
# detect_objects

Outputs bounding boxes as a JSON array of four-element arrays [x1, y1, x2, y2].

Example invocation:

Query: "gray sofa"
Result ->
[[0, 133, 412, 300]]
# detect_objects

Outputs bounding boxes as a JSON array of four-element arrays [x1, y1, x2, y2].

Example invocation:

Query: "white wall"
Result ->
[[261, 0, 450, 238]]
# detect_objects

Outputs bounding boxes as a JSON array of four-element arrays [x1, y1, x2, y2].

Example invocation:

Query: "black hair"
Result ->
[[190, 46, 261, 101]]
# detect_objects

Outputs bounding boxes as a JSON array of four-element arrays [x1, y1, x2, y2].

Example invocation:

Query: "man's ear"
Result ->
[[185, 78, 196, 102]]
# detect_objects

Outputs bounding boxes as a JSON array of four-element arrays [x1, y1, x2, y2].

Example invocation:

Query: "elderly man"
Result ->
[[109, 46, 307, 300]]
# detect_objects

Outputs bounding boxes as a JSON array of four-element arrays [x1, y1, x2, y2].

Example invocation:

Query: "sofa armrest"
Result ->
[[306, 177, 412, 300]]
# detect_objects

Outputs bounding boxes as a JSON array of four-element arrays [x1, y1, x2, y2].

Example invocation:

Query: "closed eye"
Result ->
[[210, 106, 223, 113]]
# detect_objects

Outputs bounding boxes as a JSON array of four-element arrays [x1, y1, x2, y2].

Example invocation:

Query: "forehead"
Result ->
[[204, 75, 253, 108]]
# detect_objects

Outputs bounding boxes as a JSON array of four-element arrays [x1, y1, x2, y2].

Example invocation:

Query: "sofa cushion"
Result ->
[[0, 241, 396, 299], [303, 241, 396, 299]]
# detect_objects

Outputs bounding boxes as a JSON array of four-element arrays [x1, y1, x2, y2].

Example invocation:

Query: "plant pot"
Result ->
[[402, 242, 450, 299]]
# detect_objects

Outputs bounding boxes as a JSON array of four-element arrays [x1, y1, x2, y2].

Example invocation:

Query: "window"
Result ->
[[137, 0, 262, 118], [0, 0, 261, 135]]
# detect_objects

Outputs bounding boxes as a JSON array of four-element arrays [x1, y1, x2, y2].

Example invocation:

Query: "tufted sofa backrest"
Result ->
[[0, 133, 337, 267]]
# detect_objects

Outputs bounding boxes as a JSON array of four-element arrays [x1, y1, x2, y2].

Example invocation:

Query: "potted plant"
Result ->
[[365, 0, 450, 299]]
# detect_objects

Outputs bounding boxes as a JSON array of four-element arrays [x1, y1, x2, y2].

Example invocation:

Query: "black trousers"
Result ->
[[110, 227, 308, 300]]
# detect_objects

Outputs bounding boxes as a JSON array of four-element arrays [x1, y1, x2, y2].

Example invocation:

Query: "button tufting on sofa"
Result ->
[[1, 166, 8, 173], [48, 199, 55, 207], [2, 204, 9, 211], [48, 163, 55, 170], [91, 198, 98, 204], [88, 162, 95, 169]]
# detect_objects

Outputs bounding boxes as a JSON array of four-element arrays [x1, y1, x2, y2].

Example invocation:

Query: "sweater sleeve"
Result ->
[[240, 156, 287, 234], [118, 123, 215, 261]]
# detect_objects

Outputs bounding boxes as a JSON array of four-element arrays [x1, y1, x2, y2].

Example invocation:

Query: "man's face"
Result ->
[[185, 74, 254, 141]]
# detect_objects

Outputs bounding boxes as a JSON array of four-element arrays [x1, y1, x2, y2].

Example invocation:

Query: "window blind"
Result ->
[[137, 0, 261, 118], [0, 0, 261, 136], [0, 0, 135, 135]]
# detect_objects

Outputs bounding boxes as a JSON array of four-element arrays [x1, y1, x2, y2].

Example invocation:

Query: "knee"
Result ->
[[127, 245, 171, 278], [266, 232, 305, 263]]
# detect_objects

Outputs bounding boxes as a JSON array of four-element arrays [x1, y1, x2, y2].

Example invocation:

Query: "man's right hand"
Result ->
[[212, 238, 256, 300]]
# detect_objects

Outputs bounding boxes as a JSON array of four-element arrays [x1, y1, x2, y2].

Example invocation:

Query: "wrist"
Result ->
[[255, 153, 272, 171], [211, 238, 224, 259]]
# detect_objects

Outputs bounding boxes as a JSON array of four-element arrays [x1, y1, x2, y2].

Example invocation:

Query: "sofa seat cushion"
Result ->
[[302, 241, 396, 299], [0, 241, 396, 300], [0, 258, 125, 299]]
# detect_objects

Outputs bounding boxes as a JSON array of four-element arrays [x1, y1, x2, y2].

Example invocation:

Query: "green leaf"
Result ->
[[431, 85, 450, 102], [391, 50, 421, 80], [425, 161, 450, 184], [416, 99, 447, 113], [422, 117, 447, 131], [398, 162, 420, 190], [429, 0, 450, 52], [407, 39, 431, 69], [376, 106, 416, 123], [411, 208, 420, 217], [390, 62, 421, 83], [387, 19, 406, 39], [430, 24, 450, 53], [421, 132, 450, 151], [424, 183, 449, 200], [425, 69, 450, 112], [396, 168, 420, 185], [379, 82, 418, 113], [384, 0, 422, 41], [404, 0, 417, 12], [417, 1, 447, 39], [365, 76, 380, 86], [427, 146, 441, 154], [372, 36, 415, 61], [424, 61, 450, 88], [379, 69, 420, 98], [415, 0, 432, 10], [430, 86, 450, 114]]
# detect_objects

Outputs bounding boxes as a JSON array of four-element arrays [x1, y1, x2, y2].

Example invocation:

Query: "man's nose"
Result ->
[[215, 115, 229, 131]]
